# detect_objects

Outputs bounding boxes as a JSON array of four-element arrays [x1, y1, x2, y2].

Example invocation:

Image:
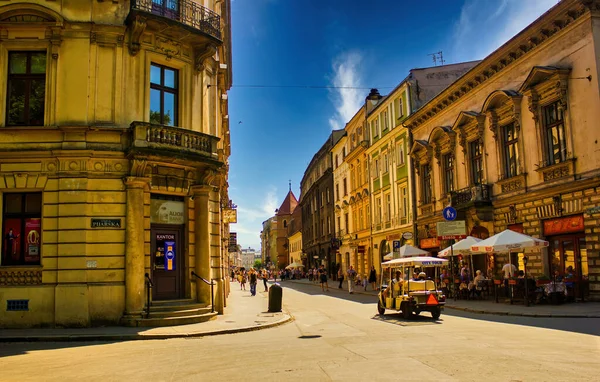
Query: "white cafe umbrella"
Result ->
[[285, 262, 304, 269], [383, 244, 430, 260], [470, 229, 549, 254], [438, 236, 482, 257]]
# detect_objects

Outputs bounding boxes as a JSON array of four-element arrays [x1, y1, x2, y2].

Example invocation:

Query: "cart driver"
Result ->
[[383, 270, 403, 299]]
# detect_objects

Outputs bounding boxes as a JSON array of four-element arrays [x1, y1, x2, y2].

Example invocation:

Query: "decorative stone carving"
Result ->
[[500, 178, 523, 193], [195, 44, 217, 72], [555, 80, 568, 110], [553, 195, 563, 216], [487, 111, 499, 140], [527, 92, 540, 122], [130, 159, 148, 177], [542, 162, 570, 181], [0, 270, 42, 286], [508, 205, 517, 223], [155, 37, 181, 58], [128, 15, 147, 56]]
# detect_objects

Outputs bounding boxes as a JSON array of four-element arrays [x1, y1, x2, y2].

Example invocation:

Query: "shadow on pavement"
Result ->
[[443, 308, 600, 336], [371, 312, 443, 327], [0, 339, 118, 359], [278, 280, 377, 305]]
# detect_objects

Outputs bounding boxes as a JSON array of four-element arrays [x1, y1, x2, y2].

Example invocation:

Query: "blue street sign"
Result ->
[[442, 206, 457, 221], [393, 240, 401, 249]]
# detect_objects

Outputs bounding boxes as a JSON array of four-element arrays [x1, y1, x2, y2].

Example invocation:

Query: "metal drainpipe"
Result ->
[[406, 82, 419, 247]]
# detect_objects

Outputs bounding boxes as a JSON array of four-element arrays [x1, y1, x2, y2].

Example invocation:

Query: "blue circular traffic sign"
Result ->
[[442, 206, 457, 221]]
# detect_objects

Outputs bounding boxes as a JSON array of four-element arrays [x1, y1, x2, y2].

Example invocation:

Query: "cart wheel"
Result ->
[[414, 310, 421, 316], [402, 303, 412, 319], [431, 307, 441, 320], [377, 301, 385, 316]]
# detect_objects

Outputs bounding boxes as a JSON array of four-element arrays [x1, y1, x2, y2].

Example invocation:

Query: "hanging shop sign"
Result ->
[[151, 199, 185, 225], [543, 214, 584, 236], [223, 208, 238, 224], [228, 232, 238, 252]]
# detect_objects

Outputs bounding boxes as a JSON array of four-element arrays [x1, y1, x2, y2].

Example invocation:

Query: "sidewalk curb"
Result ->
[[0, 312, 294, 343], [444, 304, 600, 318]]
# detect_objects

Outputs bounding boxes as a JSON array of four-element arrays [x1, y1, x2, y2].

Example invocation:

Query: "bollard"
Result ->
[[268, 283, 282, 312]]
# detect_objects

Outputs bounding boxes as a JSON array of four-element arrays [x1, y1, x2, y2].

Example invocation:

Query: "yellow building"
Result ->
[[337, 108, 371, 276], [406, 0, 600, 300], [0, 0, 232, 327]]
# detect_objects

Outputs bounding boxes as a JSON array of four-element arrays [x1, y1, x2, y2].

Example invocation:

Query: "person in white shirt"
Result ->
[[347, 266, 357, 294], [502, 262, 517, 296]]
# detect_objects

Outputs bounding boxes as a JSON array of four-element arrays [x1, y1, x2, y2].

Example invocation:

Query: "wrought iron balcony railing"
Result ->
[[450, 184, 491, 208], [131, 0, 221, 40], [130, 122, 219, 159]]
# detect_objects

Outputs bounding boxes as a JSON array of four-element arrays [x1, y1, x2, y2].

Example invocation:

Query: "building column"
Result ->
[[124, 177, 149, 317], [192, 185, 212, 304]]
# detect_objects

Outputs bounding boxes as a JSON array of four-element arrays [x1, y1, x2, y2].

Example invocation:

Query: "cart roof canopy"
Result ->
[[381, 256, 448, 268]]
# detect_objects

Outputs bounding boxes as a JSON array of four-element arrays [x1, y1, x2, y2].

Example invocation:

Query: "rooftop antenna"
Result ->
[[289, 179, 292, 192], [428, 51, 445, 66]]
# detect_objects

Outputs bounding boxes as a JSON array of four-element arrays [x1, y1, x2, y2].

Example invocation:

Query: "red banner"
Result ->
[[543, 215, 584, 236], [3, 219, 22, 263]]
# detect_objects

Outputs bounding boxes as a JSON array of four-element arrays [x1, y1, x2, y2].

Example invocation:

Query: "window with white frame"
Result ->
[[396, 139, 405, 166], [384, 192, 391, 222], [382, 109, 389, 131], [398, 184, 408, 220]]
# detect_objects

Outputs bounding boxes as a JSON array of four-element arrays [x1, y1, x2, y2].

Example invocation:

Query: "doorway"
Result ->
[[548, 234, 587, 279], [151, 225, 184, 300]]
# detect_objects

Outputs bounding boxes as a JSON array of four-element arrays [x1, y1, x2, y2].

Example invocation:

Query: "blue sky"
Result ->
[[227, 0, 558, 250]]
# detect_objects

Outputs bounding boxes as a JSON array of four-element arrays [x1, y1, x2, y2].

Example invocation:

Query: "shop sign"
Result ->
[[543, 215, 584, 236], [151, 199, 185, 225], [223, 208, 238, 224], [420, 237, 439, 249], [228, 232, 237, 252], [436, 221, 467, 240], [25, 218, 41, 263], [507, 223, 523, 234], [402, 232, 413, 240], [357, 245, 366, 253], [386, 233, 401, 241], [91, 219, 121, 228], [164, 240, 176, 271]]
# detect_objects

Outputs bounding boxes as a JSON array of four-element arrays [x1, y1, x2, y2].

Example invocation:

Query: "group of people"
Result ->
[[231, 268, 270, 296]]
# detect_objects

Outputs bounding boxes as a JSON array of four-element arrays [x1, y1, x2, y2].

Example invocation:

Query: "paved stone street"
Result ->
[[1, 282, 598, 381]]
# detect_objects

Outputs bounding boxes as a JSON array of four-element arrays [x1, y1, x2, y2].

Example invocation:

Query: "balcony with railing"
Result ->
[[127, 0, 222, 50], [450, 184, 492, 209], [130, 122, 219, 162]]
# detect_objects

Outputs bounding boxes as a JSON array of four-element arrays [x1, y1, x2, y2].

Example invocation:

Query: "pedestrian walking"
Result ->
[[368, 266, 377, 291], [262, 269, 269, 292], [319, 265, 329, 292], [249, 268, 257, 296], [240, 271, 247, 291], [347, 265, 357, 294], [337, 267, 344, 289], [230, 269, 235, 282]]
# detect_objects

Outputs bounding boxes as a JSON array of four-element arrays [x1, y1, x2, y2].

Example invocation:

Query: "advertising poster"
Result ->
[[150, 200, 185, 225], [164, 240, 176, 271], [3, 219, 22, 263], [25, 218, 41, 263]]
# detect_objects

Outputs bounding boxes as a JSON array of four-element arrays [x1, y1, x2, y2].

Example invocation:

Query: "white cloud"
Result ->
[[328, 51, 364, 130], [230, 186, 278, 250], [451, 0, 558, 62]]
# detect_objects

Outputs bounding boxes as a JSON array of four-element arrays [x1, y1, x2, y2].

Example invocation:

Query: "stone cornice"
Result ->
[[404, 0, 591, 132]]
